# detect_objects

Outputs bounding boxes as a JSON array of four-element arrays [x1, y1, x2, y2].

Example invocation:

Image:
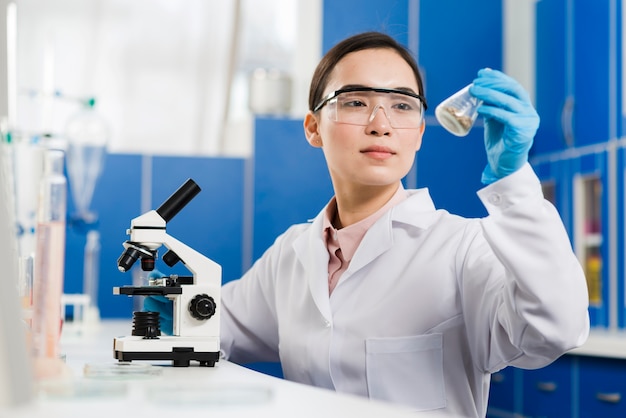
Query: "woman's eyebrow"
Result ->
[[393, 87, 419, 95], [338, 84, 368, 90]]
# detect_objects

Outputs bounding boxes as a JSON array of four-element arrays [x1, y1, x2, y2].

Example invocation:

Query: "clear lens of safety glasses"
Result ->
[[322, 88, 425, 129]]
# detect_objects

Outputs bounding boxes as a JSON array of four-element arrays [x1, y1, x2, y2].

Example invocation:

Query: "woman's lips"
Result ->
[[361, 145, 395, 159]]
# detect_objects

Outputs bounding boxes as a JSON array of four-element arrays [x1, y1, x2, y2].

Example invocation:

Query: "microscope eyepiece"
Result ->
[[156, 179, 201, 223]]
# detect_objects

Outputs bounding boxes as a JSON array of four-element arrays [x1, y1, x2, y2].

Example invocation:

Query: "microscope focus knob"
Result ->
[[189, 294, 216, 320]]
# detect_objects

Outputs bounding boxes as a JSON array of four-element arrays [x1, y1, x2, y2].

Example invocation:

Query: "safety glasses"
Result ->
[[313, 87, 427, 129]]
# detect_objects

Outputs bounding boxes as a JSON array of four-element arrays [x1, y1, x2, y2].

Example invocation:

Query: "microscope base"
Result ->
[[114, 336, 220, 367]]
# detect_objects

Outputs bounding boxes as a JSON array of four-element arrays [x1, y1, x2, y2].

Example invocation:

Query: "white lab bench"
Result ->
[[5, 320, 447, 418], [569, 329, 626, 359]]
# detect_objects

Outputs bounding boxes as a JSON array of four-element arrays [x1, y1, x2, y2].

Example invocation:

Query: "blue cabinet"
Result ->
[[487, 354, 626, 417], [522, 356, 573, 418], [534, 0, 620, 154], [487, 359, 574, 418], [579, 357, 626, 418], [534, 0, 569, 155], [487, 367, 518, 416], [534, 151, 610, 329], [571, 0, 616, 145]]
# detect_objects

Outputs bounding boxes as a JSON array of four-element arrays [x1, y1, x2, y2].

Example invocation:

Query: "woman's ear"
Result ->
[[304, 112, 323, 147], [414, 119, 426, 151]]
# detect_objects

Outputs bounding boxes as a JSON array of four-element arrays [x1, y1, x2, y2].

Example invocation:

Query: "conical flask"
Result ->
[[435, 84, 483, 137]]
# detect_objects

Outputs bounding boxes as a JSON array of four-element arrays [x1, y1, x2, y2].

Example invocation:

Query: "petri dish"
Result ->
[[83, 361, 162, 380]]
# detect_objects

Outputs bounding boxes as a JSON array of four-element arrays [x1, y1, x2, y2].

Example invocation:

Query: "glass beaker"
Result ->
[[435, 84, 483, 137]]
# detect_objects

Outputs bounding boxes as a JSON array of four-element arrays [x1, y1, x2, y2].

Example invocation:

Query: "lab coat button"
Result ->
[[488, 193, 502, 205], [324, 320, 331, 328]]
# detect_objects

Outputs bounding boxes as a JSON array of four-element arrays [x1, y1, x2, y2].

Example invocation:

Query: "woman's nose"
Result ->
[[366, 105, 392, 135]]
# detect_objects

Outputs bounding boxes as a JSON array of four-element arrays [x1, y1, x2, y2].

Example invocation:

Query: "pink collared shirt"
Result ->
[[323, 184, 407, 294]]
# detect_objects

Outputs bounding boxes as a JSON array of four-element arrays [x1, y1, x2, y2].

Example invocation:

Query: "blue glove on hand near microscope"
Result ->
[[143, 270, 174, 335], [469, 68, 539, 185]]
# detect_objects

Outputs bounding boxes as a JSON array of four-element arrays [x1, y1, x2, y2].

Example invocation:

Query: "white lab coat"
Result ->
[[220, 163, 590, 418]]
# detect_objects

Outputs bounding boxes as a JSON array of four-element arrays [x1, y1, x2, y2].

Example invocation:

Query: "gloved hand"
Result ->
[[469, 68, 539, 184], [143, 270, 173, 335]]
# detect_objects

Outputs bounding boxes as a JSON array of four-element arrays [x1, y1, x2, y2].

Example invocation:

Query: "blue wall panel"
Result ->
[[416, 126, 488, 218], [322, 0, 410, 53], [419, 0, 502, 107], [573, 0, 611, 145], [534, 0, 568, 155], [64, 153, 142, 319], [252, 117, 333, 260], [152, 156, 245, 286], [417, 0, 501, 218]]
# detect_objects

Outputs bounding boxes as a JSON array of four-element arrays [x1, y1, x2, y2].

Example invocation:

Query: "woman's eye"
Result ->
[[342, 99, 367, 108], [393, 102, 414, 111]]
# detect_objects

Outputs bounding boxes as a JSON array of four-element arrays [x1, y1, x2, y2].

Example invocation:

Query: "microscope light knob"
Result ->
[[189, 294, 216, 320]]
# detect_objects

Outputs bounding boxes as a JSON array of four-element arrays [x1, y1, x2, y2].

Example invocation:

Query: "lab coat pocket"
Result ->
[[365, 333, 445, 411]]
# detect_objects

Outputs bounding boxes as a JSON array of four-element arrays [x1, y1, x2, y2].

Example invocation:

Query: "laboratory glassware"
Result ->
[[65, 104, 108, 224], [10, 137, 44, 326], [82, 230, 101, 322], [12, 138, 45, 258], [0, 138, 34, 407], [435, 84, 482, 137], [31, 149, 67, 376]]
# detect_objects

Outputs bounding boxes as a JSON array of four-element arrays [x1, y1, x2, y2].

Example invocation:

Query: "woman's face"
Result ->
[[304, 48, 425, 191]]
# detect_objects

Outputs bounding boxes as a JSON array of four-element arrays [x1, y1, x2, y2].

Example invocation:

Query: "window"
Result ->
[[14, 0, 320, 156]]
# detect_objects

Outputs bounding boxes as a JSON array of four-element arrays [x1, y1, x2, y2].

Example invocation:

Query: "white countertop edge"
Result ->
[[567, 329, 626, 359]]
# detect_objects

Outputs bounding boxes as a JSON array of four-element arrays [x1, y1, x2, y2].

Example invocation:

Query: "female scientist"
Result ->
[[149, 31, 590, 417]]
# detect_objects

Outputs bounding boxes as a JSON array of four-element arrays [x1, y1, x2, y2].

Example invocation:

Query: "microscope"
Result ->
[[113, 179, 221, 367]]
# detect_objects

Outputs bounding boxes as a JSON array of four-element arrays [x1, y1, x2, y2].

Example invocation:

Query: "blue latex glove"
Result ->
[[143, 270, 173, 335], [469, 68, 539, 184]]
